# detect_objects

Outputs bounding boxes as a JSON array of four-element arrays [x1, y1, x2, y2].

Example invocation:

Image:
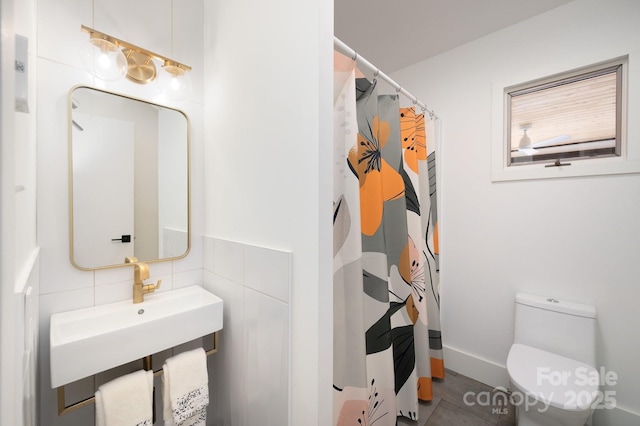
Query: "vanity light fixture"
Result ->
[[80, 25, 192, 94], [79, 28, 128, 81], [156, 59, 192, 100]]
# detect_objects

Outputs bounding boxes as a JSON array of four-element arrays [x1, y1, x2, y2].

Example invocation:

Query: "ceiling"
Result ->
[[334, 0, 575, 73]]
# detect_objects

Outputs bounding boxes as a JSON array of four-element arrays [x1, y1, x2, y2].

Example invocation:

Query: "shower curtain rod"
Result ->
[[334, 36, 437, 120]]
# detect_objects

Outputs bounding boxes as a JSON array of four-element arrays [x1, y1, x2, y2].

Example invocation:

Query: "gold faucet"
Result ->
[[125, 257, 161, 303]]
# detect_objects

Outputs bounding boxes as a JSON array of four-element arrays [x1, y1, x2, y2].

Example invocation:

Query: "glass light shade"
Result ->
[[80, 37, 128, 81], [157, 64, 192, 101]]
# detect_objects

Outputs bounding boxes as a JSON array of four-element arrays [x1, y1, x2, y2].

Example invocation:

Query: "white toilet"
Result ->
[[506, 293, 600, 426]]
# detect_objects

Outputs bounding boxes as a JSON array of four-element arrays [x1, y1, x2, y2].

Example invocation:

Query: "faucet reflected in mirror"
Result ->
[[125, 256, 161, 303]]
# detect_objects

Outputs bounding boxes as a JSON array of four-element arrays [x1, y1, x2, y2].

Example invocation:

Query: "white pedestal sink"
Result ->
[[50, 285, 223, 388]]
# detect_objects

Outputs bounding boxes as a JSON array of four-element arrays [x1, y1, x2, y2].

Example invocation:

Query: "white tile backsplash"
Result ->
[[244, 287, 289, 426], [94, 275, 172, 306], [94, 279, 131, 305], [212, 238, 245, 283], [203, 234, 215, 272], [37, 58, 94, 295], [152, 272, 174, 293], [94, 265, 132, 286], [36, 0, 92, 68], [245, 244, 291, 302], [172, 0, 204, 105], [94, 261, 172, 304], [148, 260, 173, 278], [203, 272, 244, 354], [38, 248, 94, 294], [94, 0, 172, 58], [203, 237, 291, 425], [204, 270, 246, 426], [173, 233, 203, 274], [172, 269, 203, 290]]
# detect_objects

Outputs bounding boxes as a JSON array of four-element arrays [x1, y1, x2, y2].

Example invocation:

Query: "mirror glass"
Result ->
[[69, 86, 190, 270]]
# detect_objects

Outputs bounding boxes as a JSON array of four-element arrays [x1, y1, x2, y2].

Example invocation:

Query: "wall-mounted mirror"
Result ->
[[69, 85, 190, 270]]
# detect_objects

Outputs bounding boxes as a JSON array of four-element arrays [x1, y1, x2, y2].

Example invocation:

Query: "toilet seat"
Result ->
[[507, 343, 599, 411]]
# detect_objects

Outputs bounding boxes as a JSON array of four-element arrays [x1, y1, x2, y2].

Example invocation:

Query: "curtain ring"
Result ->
[[373, 68, 379, 77], [421, 106, 427, 112], [352, 51, 358, 61], [395, 85, 402, 93]]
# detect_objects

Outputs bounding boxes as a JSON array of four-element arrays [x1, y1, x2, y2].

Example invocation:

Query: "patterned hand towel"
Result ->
[[95, 369, 153, 426], [162, 348, 209, 426]]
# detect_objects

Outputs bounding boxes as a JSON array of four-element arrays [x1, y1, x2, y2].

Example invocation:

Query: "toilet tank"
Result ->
[[513, 293, 596, 366]]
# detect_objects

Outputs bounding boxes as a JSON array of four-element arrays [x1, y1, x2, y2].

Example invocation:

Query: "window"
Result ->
[[506, 59, 624, 167]]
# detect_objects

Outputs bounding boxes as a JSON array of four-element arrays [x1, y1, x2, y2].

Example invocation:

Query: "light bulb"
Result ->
[[98, 52, 111, 69], [79, 35, 128, 81], [170, 77, 181, 90], [157, 61, 192, 101]]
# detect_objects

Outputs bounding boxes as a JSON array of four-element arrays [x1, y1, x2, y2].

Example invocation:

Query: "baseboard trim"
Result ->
[[592, 404, 640, 426], [443, 344, 509, 389], [443, 344, 640, 426]]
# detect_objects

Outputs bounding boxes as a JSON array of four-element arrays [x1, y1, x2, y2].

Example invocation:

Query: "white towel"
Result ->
[[162, 348, 209, 426], [95, 369, 154, 426]]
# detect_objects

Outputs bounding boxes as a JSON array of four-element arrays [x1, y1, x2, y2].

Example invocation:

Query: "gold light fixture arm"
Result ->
[[80, 25, 191, 73]]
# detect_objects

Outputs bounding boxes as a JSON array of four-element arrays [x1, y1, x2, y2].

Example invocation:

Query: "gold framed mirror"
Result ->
[[69, 85, 190, 270]]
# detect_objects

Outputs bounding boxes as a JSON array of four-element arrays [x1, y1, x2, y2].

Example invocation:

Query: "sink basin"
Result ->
[[50, 285, 223, 388]]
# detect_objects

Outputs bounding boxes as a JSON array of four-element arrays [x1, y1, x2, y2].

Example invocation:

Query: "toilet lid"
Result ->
[[507, 344, 600, 411]]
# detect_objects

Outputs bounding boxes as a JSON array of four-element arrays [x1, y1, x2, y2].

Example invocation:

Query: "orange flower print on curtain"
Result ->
[[400, 108, 427, 174], [398, 235, 426, 318], [348, 116, 405, 236], [333, 65, 444, 425]]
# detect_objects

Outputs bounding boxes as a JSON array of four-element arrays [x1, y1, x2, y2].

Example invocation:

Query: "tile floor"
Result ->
[[397, 369, 516, 426]]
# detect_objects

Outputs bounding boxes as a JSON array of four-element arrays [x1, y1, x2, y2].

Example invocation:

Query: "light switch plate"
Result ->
[[15, 34, 29, 113]]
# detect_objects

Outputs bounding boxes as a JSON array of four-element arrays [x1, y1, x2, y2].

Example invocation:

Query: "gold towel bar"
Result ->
[[57, 331, 219, 416]]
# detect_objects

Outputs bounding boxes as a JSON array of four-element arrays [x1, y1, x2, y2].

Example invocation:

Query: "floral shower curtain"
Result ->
[[333, 52, 443, 425]]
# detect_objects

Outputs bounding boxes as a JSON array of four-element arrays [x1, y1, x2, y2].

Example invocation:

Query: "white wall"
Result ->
[[203, 0, 334, 424], [0, 0, 39, 424], [35, 0, 205, 424], [392, 0, 640, 424], [203, 237, 291, 425]]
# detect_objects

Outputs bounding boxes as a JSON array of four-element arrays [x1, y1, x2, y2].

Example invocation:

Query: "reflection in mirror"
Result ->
[[69, 86, 190, 270]]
